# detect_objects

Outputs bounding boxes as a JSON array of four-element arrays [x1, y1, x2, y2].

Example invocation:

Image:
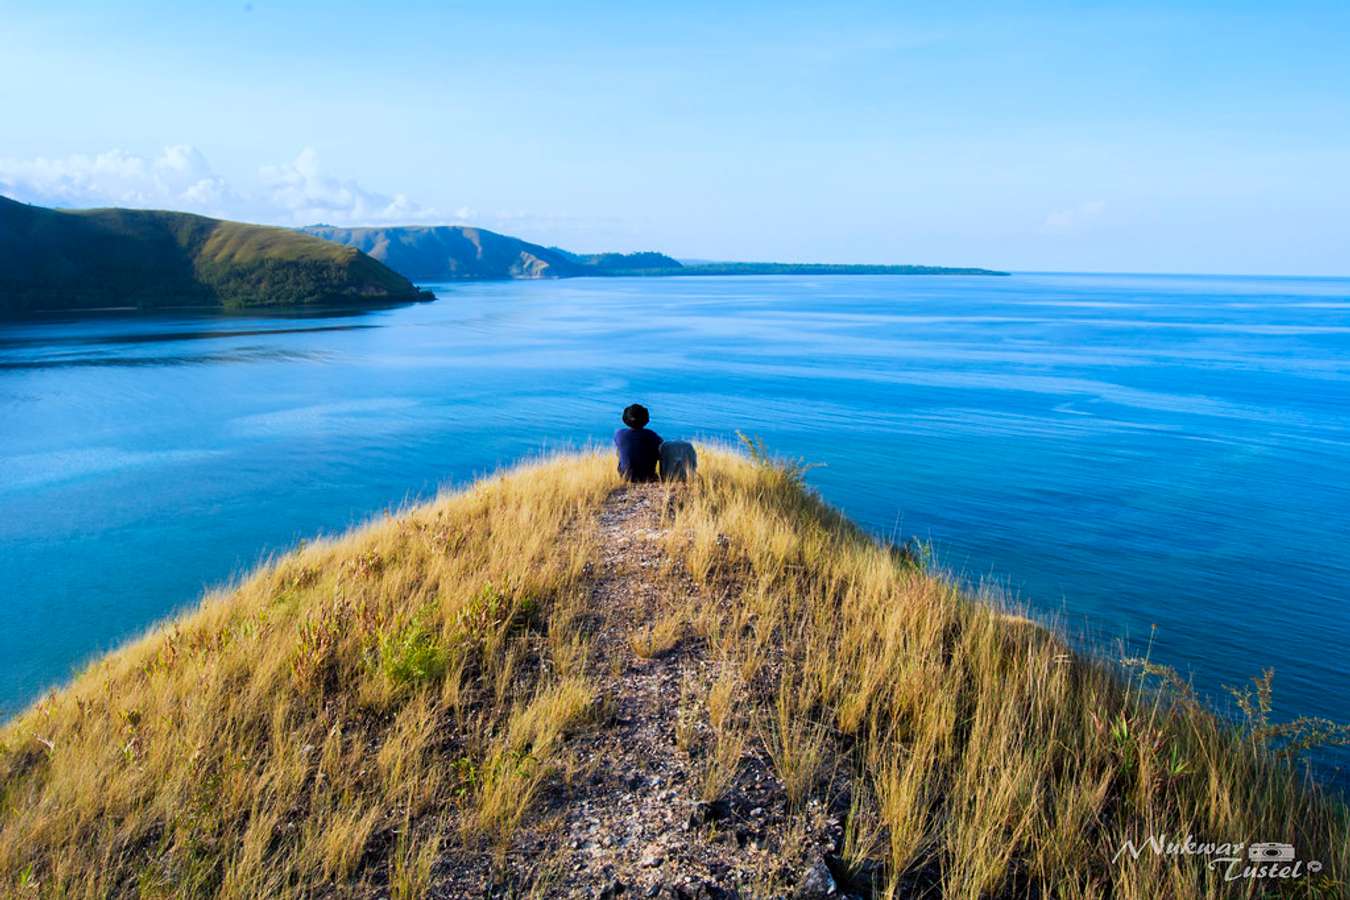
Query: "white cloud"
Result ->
[[1044, 200, 1106, 232], [258, 147, 439, 226], [0, 145, 235, 215], [0, 145, 438, 226]]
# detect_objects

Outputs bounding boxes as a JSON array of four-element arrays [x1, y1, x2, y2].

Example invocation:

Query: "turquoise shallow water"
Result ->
[[2, 272, 1348, 778]]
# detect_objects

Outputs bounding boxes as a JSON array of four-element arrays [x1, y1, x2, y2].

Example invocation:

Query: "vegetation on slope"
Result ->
[[558, 250, 684, 271], [0, 449, 1345, 897], [0, 196, 427, 315]]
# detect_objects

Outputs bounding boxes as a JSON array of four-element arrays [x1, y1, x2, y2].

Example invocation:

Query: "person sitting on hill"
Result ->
[[614, 403, 663, 483]]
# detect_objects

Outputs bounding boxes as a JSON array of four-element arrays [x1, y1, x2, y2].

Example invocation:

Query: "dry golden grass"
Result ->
[[0, 452, 614, 897], [697, 725, 749, 805], [628, 610, 686, 659], [660, 445, 1350, 898], [0, 445, 1346, 898]]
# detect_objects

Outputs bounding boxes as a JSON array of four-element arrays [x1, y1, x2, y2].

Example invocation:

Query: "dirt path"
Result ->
[[549, 481, 726, 898], [447, 484, 841, 899]]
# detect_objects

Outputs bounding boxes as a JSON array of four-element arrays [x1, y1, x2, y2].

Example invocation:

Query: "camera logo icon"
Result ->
[[1248, 843, 1296, 862]]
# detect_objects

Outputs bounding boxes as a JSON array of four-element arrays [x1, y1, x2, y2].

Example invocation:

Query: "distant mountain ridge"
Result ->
[[299, 225, 683, 281], [301, 224, 1007, 281], [0, 196, 427, 315]]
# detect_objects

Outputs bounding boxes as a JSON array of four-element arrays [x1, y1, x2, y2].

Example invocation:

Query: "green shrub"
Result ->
[[379, 621, 448, 690]]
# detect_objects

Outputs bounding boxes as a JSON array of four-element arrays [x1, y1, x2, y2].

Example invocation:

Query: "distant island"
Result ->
[[302, 224, 1009, 281], [631, 261, 1009, 277], [0, 196, 427, 316]]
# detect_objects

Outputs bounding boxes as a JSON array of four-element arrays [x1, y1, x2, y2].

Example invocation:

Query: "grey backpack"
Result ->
[[658, 440, 697, 482]]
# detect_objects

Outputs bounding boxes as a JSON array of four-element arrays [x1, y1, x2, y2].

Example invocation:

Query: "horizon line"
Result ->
[[10, 197, 1348, 281]]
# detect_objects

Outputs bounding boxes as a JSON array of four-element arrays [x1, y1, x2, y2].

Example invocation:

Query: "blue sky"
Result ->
[[2, 1, 1347, 274]]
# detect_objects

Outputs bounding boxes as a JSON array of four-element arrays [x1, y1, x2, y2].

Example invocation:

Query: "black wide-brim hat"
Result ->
[[623, 403, 649, 428]]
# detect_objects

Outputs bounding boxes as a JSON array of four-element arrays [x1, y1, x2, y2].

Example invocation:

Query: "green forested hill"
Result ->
[[0, 197, 427, 315]]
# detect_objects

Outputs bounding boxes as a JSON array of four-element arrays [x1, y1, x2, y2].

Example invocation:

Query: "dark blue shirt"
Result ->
[[614, 426, 663, 482]]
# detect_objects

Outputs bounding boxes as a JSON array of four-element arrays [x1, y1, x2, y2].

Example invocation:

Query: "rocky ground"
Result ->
[[436, 483, 857, 899]]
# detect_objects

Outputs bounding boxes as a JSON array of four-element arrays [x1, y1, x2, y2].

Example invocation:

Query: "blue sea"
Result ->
[[2, 273, 1348, 779]]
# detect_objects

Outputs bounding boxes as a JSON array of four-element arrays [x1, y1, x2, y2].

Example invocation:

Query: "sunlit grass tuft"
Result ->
[[628, 610, 685, 659]]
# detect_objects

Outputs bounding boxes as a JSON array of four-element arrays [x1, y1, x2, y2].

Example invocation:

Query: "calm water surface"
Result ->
[[2, 273, 1348, 776]]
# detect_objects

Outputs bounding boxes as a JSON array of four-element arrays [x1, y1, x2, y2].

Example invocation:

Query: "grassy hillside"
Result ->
[[0, 197, 427, 315], [0, 449, 1345, 897], [300, 225, 683, 281]]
